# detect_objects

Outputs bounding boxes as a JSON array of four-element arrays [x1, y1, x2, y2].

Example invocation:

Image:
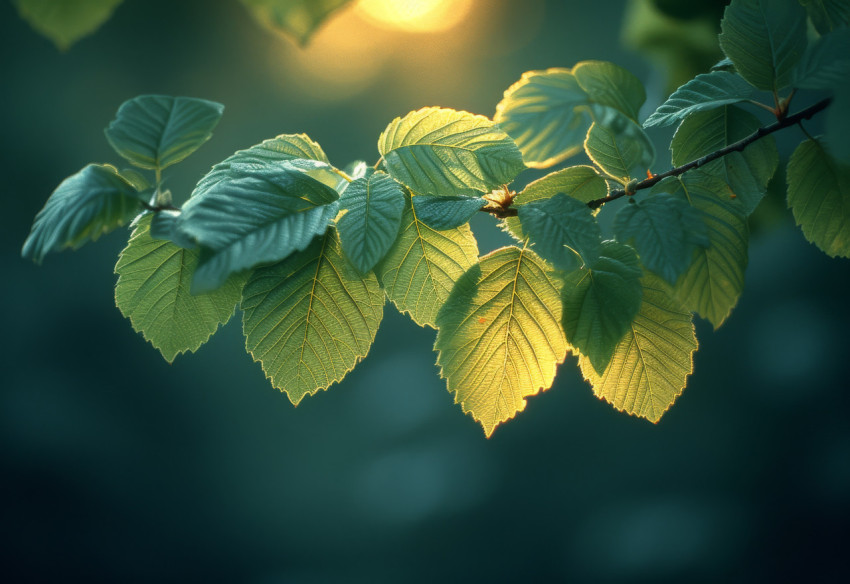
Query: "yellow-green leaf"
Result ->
[[434, 246, 567, 437], [239, 0, 352, 45], [14, 0, 122, 50], [241, 230, 384, 404], [584, 121, 654, 184]]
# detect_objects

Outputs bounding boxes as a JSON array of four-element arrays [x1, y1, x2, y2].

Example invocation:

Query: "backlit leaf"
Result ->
[[105, 95, 224, 171], [719, 0, 807, 90], [787, 138, 850, 258], [412, 194, 486, 230], [572, 60, 646, 123], [578, 274, 697, 423], [643, 71, 755, 128], [241, 230, 384, 404], [375, 196, 478, 328], [517, 193, 602, 271], [22, 164, 142, 263], [14, 0, 122, 50], [792, 29, 850, 90], [434, 246, 567, 437], [115, 215, 242, 363], [239, 0, 351, 45], [378, 107, 525, 196], [585, 122, 654, 183]]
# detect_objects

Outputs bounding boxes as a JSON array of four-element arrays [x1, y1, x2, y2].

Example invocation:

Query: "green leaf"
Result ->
[[241, 229, 384, 404], [562, 241, 643, 374], [148, 210, 197, 249], [503, 166, 608, 241], [719, 0, 808, 91], [643, 71, 755, 128], [104, 95, 224, 171], [239, 0, 351, 45], [803, 0, 850, 35], [22, 164, 142, 263], [411, 195, 486, 230], [494, 62, 646, 168], [585, 122, 654, 183], [176, 164, 340, 293], [653, 174, 749, 328], [13, 0, 122, 50], [578, 274, 697, 423], [792, 29, 850, 90], [336, 171, 406, 273], [375, 196, 478, 328], [787, 138, 850, 258], [671, 105, 778, 215], [517, 193, 602, 271], [614, 194, 710, 285], [114, 215, 243, 363], [378, 107, 525, 196], [434, 246, 567, 437]]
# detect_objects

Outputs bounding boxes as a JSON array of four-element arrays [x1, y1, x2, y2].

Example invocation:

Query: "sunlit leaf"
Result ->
[[378, 107, 525, 196], [241, 230, 384, 404], [115, 215, 243, 363], [584, 122, 653, 183], [517, 193, 602, 271], [643, 71, 755, 128], [614, 193, 710, 285], [22, 164, 142, 263], [671, 105, 778, 215], [572, 60, 646, 123], [434, 246, 567, 437], [803, 0, 850, 35], [239, 0, 352, 45], [792, 29, 850, 90], [412, 194, 486, 230], [375, 196, 478, 328], [787, 138, 850, 258], [719, 0, 807, 91], [578, 274, 697, 423], [104, 95, 224, 171], [562, 241, 643, 374], [336, 171, 405, 273], [13, 0, 122, 50]]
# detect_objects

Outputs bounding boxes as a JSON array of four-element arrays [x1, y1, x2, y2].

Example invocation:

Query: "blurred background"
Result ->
[[2, 0, 848, 582]]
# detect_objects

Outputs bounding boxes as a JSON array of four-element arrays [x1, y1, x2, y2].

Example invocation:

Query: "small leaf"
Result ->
[[22, 164, 142, 263], [562, 241, 643, 374], [241, 229, 384, 404], [378, 107, 525, 196], [578, 274, 697, 423], [671, 105, 778, 215], [614, 193, 710, 285], [517, 193, 602, 271], [643, 71, 755, 128], [719, 0, 808, 91], [375, 196, 478, 328], [792, 29, 850, 90], [585, 122, 653, 183], [336, 171, 406, 273], [115, 215, 243, 363], [434, 246, 567, 437], [503, 165, 608, 241], [239, 0, 351, 45], [572, 60, 647, 123], [412, 194, 486, 230], [14, 0, 122, 50], [804, 0, 850, 35], [104, 95, 224, 171], [787, 138, 850, 258]]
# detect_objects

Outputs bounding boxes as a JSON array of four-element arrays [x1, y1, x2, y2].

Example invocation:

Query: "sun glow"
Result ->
[[355, 0, 474, 33]]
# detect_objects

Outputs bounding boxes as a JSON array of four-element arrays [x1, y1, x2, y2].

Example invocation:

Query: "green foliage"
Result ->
[[14, 0, 123, 50], [239, 0, 352, 45], [21, 0, 850, 435]]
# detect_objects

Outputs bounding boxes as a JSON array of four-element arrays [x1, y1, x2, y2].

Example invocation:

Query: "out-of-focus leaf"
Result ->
[[13, 0, 123, 50], [239, 0, 352, 45]]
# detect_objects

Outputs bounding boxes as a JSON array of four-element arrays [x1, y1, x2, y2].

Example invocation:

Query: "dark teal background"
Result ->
[[2, 1, 849, 582]]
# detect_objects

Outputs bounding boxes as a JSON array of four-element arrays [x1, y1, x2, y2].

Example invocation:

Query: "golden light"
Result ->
[[355, 0, 474, 33]]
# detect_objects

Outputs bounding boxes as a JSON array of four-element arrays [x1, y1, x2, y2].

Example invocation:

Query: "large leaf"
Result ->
[[241, 230, 384, 404], [804, 0, 850, 35], [671, 105, 778, 215], [578, 274, 697, 423], [176, 164, 339, 293], [434, 246, 567, 437], [104, 95, 224, 171], [375, 196, 478, 328], [643, 71, 755, 128], [378, 107, 525, 197], [718, 0, 808, 91], [584, 122, 654, 183], [411, 195, 486, 230], [494, 62, 646, 168], [792, 29, 850, 90], [336, 171, 406, 273], [787, 138, 850, 258], [614, 193, 710, 285], [516, 193, 602, 271], [14, 0, 122, 50], [115, 215, 243, 363], [562, 241, 643, 374], [503, 165, 608, 241], [239, 0, 352, 45], [22, 164, 141, 263], [654, 174, 749, 328]]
